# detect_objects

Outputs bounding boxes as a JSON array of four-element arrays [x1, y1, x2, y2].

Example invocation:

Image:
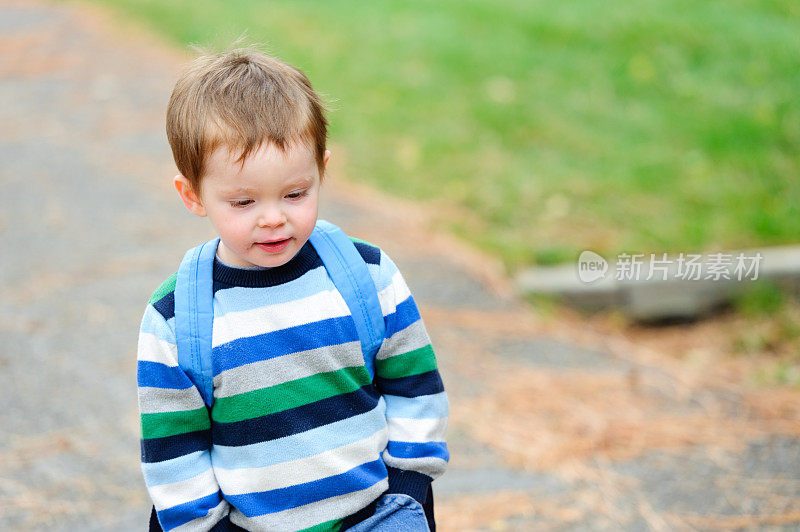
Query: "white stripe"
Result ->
[[231, 480, 388, 532], [381, 454, 448, 478], [138, 386, 206, 415], [376, 320, 431, 361], [150, 468, 219, 511], [213, 341, 363, 399], [387, 417, 448, 443], [392, 271, 412, 305], [138, 332, 178, 366], [377, 271, 412, 316], [212, 290, 350, 347], [378, 283, 395, 316], [215, 428, 388, 495]]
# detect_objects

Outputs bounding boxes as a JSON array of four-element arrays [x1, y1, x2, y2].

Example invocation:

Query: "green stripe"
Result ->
[[148, 272, 177, 305], [299, 517, 343, 532], [348, 236, 374, 247], [212, 366, 372, 424], [141, 407, 210, 439], [376, 344, 437, 379]]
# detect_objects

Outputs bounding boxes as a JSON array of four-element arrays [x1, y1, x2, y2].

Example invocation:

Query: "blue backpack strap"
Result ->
[[310, 220, 385, 380], [174, 238, 220, 407]]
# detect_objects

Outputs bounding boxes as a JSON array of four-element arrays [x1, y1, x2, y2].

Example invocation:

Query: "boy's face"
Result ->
[[176, 141, 328, 269]]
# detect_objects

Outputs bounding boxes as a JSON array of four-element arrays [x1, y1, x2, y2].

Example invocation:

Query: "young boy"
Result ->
[[137, 48, 449, 531]]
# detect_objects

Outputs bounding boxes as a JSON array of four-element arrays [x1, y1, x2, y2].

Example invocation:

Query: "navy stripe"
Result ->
[[227, 459, 387, 517], [376, 370, 444, 398], [212, 386, 379, 447], [354, 241, 381, 265], [385, 297, 422, 337], [386, 467, 433, 504], [157, 490, 223, 530], [152, 290, 175, 322], [138, 361, 193, 390], [213, 316, 359, 373], [212, 241, 321, 290], [141, 429, 212, 463]]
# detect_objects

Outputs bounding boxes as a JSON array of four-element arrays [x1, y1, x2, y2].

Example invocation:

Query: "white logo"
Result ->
[[577, 250, 608, 283]]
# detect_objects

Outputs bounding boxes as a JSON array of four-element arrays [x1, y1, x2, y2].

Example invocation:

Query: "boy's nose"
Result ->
[[257, 208, 286, 228]]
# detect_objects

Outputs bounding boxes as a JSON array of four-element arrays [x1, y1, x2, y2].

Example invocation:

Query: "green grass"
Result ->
[[80, 0, 800, 270], [732, 280, 800, 386]]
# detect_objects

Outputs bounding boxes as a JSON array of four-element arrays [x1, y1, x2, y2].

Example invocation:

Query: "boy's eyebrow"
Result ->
[[221, 176, 315, 195], [289, 175, 315, 187], [222, 185, 259, 195]]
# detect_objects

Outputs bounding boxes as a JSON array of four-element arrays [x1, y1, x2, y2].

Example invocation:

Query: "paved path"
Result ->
[[1, 1, 799, 530]]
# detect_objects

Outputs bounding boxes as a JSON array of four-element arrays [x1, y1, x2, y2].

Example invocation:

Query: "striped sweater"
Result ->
[[137, 239, 449, 531]]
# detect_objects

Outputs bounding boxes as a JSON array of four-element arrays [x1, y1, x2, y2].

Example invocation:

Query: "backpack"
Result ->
[[174, 219, 385, 407]]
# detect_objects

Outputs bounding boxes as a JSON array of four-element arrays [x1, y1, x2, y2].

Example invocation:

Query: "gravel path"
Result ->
[[2, 1, 799, 530]]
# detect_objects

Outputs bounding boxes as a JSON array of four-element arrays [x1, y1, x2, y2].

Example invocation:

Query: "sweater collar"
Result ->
[[212, 240, 321, 287]]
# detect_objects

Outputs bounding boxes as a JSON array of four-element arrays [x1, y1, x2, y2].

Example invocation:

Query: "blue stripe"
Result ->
[[212, 386, 379, 447], [377, 370, 444, 398], [384, 391, 449, 419], [137, 361, 193, 390], [366, 262, 391, 292], [213, 316, 359, 373], [212, 266, 331, 313], [373, 250, 399, 293], [212, 405, 387, 470], [142, 451, 211, 487], [141, 429, 212, 463], [385, 296, 422, 337], [226, 459, 387, 517], [157, 490, 223, 530], [140, 306, 176, 341], [386, 441, 449, 461]]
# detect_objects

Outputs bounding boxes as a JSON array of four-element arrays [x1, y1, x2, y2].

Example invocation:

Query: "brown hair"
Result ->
[[166, 47, 328, 193]]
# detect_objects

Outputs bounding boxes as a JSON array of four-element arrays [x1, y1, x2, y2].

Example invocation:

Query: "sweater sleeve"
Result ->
[[371, 250, 450, 504], [138, 284, 230, 531]]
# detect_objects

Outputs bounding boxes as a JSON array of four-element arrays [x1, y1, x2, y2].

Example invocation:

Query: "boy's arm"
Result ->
[[371, 249, 450, 505], [138, 295, 229, 531]]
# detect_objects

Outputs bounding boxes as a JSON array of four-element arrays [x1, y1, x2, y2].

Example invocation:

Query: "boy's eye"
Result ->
[[286, 190, 309, 200], [230, 199, 253, 207]]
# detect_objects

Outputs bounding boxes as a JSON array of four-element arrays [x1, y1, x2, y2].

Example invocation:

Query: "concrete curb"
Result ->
[[515, 245, 800, 320]]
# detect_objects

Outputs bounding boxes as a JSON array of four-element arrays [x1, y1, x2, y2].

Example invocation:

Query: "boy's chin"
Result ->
[[219, 243, 282, 269]]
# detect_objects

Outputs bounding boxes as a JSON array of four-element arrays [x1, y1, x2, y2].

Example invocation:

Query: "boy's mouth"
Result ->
[[255, 238, 291, 253]]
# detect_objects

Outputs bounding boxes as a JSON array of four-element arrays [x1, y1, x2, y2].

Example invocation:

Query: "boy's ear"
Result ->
[[173, 175, 207, 217], [324, 150, 331, 167]]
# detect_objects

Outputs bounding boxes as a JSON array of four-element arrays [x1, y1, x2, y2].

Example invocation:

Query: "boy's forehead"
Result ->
[[212, 141, 315, 167], [217, 174, 315, 192], [206, 142, 316, 176], [201, 147, 318, 194]]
